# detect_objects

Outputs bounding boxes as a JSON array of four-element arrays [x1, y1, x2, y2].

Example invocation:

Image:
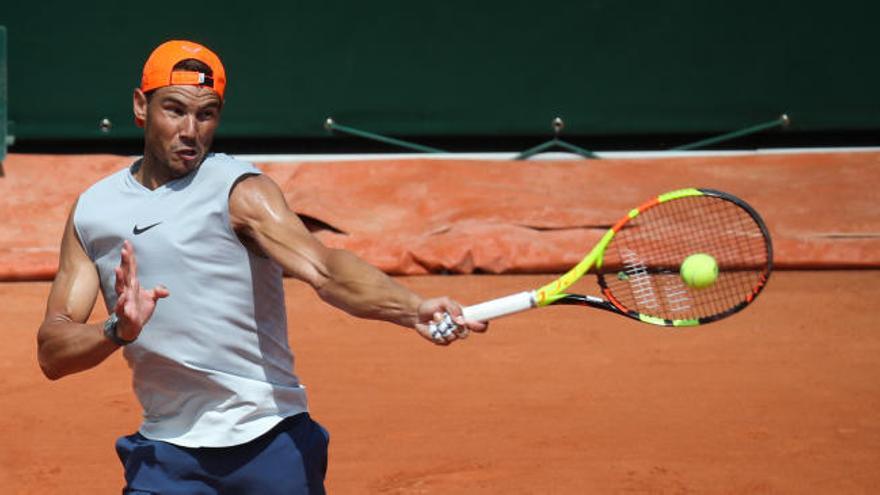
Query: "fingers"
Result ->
[[448, 314, 473, 339], [117, 241, 154, 292], [418, 296, 490, 346], [116, 241, 133, 294], [426, 312, 447, 345], [115, 291, 128, 314], [151, 285, 171, 300], [427, 312, 480, 345], [108, 242, 168, 343], [115, 266, 124, 295], [465, 319, 489, 333], [432, 298, 488, 332], [428, 313, 457, 345], [127, 241, 138, 286]]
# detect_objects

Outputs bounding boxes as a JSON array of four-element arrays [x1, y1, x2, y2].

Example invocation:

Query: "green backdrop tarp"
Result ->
[[1, 26, 7, 161], [3, 1, 879, 142]]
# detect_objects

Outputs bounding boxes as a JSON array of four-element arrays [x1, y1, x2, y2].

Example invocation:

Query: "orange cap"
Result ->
[[140, 40, 226, 99]]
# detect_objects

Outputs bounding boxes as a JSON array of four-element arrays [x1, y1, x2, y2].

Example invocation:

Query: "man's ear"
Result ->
[[133, 88, 148, 127]]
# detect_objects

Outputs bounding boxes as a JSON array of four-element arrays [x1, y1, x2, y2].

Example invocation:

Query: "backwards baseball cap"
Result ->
[[140, 40, 227, 99]]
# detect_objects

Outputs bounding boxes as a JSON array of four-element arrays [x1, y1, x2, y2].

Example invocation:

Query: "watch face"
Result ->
[[104, 313, 118, 330]]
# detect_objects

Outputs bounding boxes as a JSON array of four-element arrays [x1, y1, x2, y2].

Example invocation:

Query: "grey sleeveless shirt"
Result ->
[[74, 153, 308, 447]]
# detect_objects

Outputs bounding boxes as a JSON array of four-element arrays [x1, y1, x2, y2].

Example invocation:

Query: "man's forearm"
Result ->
[[37, 319, 119, 380], [315, 249, 422, 328]]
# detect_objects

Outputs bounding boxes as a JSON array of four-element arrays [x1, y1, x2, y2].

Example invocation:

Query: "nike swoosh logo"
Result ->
[[132, 222, 162, 235]]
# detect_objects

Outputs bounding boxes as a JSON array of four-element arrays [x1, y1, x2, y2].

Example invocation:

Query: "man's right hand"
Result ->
[[113, 240, 169, 342]]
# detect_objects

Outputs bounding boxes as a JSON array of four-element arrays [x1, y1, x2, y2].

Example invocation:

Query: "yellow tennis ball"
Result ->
[[680, 253, 718, 289]]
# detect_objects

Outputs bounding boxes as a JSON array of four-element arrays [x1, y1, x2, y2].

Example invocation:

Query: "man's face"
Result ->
[[135, 85, 222, 178]]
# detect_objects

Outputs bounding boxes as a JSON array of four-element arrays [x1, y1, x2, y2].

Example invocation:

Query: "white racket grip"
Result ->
[[461, 291, 536, 322]]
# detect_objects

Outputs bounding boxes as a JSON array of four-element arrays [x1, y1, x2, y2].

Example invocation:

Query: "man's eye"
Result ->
[[199, 111, 217, 121]]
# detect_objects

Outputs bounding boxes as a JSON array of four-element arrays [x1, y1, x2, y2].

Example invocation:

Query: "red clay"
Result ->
[[3, 271, 879, 494]]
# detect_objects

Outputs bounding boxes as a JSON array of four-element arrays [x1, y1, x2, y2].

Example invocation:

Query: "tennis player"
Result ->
[[36, 40, 486, 494]]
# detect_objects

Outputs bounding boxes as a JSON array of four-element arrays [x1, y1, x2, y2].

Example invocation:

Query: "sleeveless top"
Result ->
[[73, 153, 309, 447]]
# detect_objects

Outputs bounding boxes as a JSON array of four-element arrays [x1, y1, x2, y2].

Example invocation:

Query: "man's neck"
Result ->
[[132, 154, 159, 189], [134, 154, 184, 190]]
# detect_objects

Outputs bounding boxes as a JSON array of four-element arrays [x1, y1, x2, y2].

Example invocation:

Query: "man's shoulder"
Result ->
[[73, 164, 134, 230], [204, 153, 260, 173], [194, 153, 263, 196], [80, 163, 132, 198]]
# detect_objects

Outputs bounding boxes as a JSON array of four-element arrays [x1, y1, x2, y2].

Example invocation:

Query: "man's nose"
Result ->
[[179, 114, 197, 139]]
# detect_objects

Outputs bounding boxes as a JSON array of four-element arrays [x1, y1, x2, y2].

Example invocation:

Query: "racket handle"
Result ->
[[461, 291, 535, 321]]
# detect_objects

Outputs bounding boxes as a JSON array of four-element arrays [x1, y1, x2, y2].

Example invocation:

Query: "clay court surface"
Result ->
[[1, 151, 878, 493], [2, 271, 879, 494]]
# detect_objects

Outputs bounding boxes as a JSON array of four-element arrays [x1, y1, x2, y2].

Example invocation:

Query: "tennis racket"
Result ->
[[431, 188, 772, 339]]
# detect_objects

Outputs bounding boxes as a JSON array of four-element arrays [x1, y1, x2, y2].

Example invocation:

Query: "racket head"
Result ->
[[590, 188, 772, 327]]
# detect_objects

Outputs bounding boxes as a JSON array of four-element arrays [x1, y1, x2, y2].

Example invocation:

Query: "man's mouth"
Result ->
[[175, 149, 199, 161]]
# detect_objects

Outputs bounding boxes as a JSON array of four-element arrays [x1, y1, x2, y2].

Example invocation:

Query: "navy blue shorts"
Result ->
[[115, 413, 329, 495]]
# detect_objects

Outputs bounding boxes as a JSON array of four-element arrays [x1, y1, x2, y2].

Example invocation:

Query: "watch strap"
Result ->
[[103, 313, 135, 346]]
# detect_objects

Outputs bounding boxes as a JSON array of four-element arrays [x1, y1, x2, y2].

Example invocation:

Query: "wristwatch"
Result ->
[[103, 313, 136, 346]]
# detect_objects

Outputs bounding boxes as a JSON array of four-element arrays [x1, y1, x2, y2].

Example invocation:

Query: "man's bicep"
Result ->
[[44, 206, 100, 324]]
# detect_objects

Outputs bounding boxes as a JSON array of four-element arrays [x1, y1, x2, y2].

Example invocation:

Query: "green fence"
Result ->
[[3, 1, 879, 145], [0, 26, 7, 165]]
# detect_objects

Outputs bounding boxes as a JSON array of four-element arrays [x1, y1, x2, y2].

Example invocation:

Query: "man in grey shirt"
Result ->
[[36, 40, 486, 494]]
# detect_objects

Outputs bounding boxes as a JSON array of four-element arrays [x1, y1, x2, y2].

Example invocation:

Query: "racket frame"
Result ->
[[459, 188, 773, 327]]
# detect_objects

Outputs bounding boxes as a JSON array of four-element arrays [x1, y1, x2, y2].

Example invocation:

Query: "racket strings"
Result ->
[[598, 195, 770, 322]]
